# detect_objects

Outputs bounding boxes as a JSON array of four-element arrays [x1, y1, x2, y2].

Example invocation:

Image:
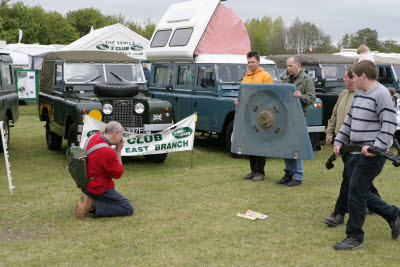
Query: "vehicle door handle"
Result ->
[[194, 101, 197, 108]]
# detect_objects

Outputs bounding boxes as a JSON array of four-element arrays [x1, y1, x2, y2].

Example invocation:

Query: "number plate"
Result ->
[[124, 127, 143, 133]]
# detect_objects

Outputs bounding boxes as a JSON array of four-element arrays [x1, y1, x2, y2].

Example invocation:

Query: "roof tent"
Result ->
[[60, 23, 149, 60], [146, 0, 250, 63]]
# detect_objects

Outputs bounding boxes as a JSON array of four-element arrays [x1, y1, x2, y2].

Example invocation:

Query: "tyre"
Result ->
[[224, 121, 242, 158], [309, 132, 321, 151], [67, 123, 78, 148], [0, 117, 9, 153], [94, 83, 139, 97], [144, 153, 168, 163], [46, 120, 62, 150]]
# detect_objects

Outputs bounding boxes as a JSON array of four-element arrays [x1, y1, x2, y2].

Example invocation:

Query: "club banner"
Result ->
[[80, 114, 196, 156]]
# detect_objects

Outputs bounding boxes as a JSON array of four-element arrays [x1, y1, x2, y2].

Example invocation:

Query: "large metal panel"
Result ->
[[231, 83, 315, 160]]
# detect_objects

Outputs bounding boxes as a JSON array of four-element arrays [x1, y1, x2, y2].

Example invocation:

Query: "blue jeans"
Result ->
[[82, 188, 134, 218], [284, 159, 303, 180], [345, 154, 399, 242]]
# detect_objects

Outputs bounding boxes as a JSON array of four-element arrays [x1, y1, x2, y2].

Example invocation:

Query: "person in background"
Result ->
[[143, 63, 151, 86], [357, 44, 375, 64]]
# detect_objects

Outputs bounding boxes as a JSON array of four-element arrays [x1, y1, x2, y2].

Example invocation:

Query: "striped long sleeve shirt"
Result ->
[[334, 83, 397, 150]]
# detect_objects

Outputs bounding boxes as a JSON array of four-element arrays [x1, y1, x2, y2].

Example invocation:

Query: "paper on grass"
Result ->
[[237, 210, 268, 220]]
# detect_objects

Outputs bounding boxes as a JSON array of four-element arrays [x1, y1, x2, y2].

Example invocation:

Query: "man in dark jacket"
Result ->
[[276, 56, 316, 187], [73, 121, 133, 220], [143, 63, 151, 86]]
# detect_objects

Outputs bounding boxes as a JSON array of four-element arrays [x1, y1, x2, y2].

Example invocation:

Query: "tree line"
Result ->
[[1, 0, 400, 55], [0, 0, 155, 44]]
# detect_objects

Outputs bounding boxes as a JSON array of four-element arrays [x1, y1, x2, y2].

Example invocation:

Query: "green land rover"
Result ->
[[38, 51, 173, 162], [0, 53, 18, 152]]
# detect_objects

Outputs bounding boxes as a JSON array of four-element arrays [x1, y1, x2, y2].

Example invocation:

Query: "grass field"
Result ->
[[1, 103, 400, 266]]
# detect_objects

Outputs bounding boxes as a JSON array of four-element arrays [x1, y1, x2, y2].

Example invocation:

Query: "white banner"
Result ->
[[80, 114, 196, 156]]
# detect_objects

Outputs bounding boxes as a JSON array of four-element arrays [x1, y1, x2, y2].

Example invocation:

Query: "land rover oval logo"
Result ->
[[131, 45, 143, 51], [172, 127, 192, 139], [87, 130, 100, 137], [96, 44, 109, 50]]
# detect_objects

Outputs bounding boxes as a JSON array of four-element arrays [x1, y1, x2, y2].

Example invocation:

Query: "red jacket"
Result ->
[[85, 133, 124, 194]]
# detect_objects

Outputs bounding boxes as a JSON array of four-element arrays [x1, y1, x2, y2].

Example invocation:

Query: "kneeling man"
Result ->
[[74, 121, 134, 219]]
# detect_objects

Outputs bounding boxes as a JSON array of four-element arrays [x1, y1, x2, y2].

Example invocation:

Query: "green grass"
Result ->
[[1, 103, 400, 265]]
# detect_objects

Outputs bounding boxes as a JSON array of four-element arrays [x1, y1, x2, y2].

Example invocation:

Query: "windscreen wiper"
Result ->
[[110, 72, 128, 82], [233, 78, 243, 85], [85, 75, 102, 83]]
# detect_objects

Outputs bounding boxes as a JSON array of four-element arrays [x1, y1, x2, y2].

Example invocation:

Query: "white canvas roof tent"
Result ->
[[146, 0, 251, 63], [60, 23, 149, 61]]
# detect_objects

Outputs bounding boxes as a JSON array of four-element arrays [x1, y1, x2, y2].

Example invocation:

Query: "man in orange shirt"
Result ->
[[235, 51, 274, 181]]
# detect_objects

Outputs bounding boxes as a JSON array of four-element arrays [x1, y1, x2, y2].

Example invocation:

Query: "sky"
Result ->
[[12, 0, 400, 46]]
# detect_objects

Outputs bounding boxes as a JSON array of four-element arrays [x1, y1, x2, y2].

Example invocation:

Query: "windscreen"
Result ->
[[64, 64, 105, 83], [216, 64, 248, 83], [393, 66, 400, 81], [105, 64, 144, 83], [321, 64, 347, 80], [64, 63, 144, 84], [260, 64, 279, 80]]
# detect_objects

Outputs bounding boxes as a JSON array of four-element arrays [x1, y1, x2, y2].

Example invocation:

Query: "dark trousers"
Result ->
[[333, 154, 381, 216], [345, 154, 399, 242], [249, 156, 266, 175], [82, 188, 134, 218]]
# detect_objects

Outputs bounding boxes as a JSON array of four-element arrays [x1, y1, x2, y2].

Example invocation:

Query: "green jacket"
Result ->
[[282, 70, 316, 116], [325, 89, 355, 137]]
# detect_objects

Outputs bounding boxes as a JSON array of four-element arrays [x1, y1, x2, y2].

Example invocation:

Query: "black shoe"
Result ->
[[366, 208, 374, 215], [243, 172, 256, 180], [324, 214, 344, 227], [333, 237, 365, 250], [276, 172, 292, 185], [251, 172, 265, 182], [388, 214, 400, 240], [286, 179, 302, 187]]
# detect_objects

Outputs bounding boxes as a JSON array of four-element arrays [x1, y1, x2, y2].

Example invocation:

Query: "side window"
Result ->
[[54, 64, 62, 87], [197, 66, 215, 87], [154, 66, 174, 85], [169, 28, 194, 47], [177, 65, 194, 86], [1, 65, 12, 85], [150, 29, 172, 48]]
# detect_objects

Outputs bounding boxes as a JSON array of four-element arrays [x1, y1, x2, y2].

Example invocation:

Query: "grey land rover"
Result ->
[[38, 51, 172, 162], [0, 53, 18, 152]]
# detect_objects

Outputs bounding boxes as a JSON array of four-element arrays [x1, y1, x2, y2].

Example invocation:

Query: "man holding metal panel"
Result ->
[[276, 56, 316, 187], [235, 51, 274, 181]]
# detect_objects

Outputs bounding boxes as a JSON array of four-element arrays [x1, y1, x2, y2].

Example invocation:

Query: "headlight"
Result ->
[[135, 103, 145, 114], [103, 104, 113, 115]]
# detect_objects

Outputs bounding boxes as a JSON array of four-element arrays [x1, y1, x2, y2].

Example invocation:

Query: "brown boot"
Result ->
[[73, 194, 93, 220], [251, 172, 265, 181]]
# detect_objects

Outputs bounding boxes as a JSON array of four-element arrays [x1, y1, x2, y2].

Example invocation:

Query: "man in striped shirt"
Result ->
[[332, 60, 400, 250]]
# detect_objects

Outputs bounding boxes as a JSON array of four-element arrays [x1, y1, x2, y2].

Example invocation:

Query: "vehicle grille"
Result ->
[[103, 100, 143, 127]]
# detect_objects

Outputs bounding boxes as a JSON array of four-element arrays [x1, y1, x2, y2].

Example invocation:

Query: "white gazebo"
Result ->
[[60, 23, 149, 61]]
